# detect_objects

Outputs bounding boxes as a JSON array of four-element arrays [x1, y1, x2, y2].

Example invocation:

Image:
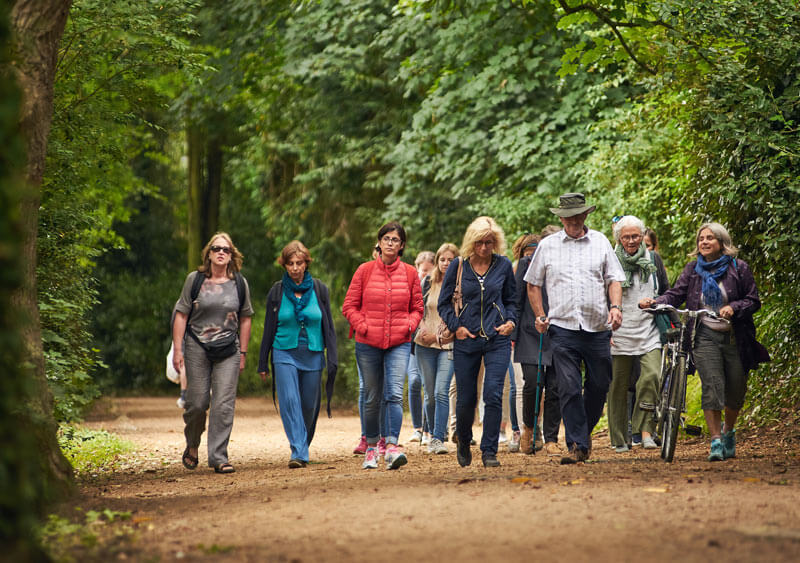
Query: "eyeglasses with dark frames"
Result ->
[[210, 245, 232, 254]]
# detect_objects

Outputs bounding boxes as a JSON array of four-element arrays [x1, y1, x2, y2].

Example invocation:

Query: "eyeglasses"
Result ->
[[210, 245, 232, 254], [381, 236, 402, 245], [620, 235, 642, 242], [475, 239, 495, 247]]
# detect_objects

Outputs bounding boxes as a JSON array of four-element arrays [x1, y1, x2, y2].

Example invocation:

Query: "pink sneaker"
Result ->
[[353, 435, 367, 455], [362, 447, 378, 469], [378, 437, 387, 456]]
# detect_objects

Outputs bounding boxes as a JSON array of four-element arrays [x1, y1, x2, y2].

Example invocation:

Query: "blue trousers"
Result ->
[[453, 335, 511, 456], [356, 342, 411, 445], [274, 362, 321, 462], [549, 325, 612, 453], [407, 352, 426, 430], [415, 345, 455, 442], [358, 364, 386, 438]]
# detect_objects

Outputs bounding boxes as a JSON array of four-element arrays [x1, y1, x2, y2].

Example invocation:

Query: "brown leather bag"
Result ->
[[436, 257, 463, 345]]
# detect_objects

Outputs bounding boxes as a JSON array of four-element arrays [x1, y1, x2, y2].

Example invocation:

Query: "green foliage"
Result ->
[[39, 508, 134, 562], [42, 0, 205, 409], [57, 425, 135, 478]]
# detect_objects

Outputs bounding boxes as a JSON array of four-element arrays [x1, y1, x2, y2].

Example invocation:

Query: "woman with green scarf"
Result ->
[[258, 240, 338, 468], [608, 216, 669, 453]]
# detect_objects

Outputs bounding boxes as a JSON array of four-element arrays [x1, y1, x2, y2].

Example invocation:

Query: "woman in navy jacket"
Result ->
[[438, 216, 517, 468]]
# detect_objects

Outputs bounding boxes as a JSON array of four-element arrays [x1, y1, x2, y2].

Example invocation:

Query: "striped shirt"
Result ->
[[523, 228, 625, 333]]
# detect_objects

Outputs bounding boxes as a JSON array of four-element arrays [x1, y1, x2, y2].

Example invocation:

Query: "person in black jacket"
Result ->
[[257, 241, 338, 468], [439, 217, 517, 468]]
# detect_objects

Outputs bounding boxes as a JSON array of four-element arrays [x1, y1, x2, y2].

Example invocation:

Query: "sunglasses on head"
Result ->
[[210, 245, 232, 255]]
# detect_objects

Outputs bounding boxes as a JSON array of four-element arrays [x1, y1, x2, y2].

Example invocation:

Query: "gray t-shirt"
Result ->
[[175, 272, 254, 344]]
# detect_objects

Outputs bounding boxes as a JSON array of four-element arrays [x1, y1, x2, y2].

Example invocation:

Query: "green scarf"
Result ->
[[615, 243, 656, 288]]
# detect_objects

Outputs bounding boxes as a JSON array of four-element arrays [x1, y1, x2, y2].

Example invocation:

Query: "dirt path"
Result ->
[[72, 397, 800, 562]]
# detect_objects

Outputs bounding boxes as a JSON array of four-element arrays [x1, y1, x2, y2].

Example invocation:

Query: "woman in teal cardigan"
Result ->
[[258, 240, 337, 468]]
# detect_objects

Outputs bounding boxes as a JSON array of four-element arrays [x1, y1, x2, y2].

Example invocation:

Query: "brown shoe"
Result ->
[[560, 447, 588, 465], [520, 425, 534, 454], [544, 442, 561, 456]]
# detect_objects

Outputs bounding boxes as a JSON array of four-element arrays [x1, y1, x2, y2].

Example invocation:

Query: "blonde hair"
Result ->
[[278, 240, 313, 268], [461, 216, 506, 259], [198, 232, 243, 278], [430, 243, 460, 285], [690, 222, 739, 258]]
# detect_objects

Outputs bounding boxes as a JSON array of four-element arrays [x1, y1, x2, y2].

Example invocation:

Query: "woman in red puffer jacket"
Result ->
[[343, 221, 424, 470]]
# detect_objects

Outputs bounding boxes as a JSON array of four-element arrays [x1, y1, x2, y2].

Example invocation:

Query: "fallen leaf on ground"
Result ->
[[511, 477, 539, 484], [643, 487, 669, 493]]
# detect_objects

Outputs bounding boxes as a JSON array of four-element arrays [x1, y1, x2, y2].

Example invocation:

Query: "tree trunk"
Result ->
[[9, 0, 74, 500], [186, 123, 223, 270]]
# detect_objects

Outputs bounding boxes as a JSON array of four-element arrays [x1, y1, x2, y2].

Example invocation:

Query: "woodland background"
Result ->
[[2, 0, 798, 557]]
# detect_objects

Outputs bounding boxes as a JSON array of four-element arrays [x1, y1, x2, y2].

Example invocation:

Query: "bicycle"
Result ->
[[641, 304, 729, 462]]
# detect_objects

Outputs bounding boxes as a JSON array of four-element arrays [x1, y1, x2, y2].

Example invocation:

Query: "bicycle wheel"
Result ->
[[661, 355, 686, 462], [654, 345, 674, 438]]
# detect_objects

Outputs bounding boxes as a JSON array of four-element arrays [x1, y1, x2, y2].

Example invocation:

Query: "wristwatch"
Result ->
[[609, 305, 622, 312], [538, 316, 547, 322]]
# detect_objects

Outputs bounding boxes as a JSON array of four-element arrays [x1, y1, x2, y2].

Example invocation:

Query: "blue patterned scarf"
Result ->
[[694, 254, 732, 309], [282, 271, 313, 324]]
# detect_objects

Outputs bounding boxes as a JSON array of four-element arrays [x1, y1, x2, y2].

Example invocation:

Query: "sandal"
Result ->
[[214, 463, 235, 474], [182, 447, 198, 470]]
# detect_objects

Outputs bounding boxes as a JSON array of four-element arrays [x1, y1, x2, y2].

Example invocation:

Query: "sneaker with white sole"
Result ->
[[722, 428, 736, 459], [362, 447, 379, 469], [708, 438, 724, 462], [421, 433, 431, 446], [378, 437, 387, 456], [642, 436, 658, 450], [385, 444, 408, 470], [508, 430, 521, 452], [427, 438, 448, 454], [408, 430, 423, 442]]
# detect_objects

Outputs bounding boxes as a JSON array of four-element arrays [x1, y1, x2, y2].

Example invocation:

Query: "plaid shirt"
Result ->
[[523, 228, 625, 333]]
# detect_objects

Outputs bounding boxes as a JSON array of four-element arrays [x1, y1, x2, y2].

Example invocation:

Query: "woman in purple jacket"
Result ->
[[640, 223, 769, 462]]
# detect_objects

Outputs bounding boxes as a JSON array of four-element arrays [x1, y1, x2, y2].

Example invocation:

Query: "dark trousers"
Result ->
[[521, 363, 561, 444], [549, 325, 612, 453], [453, 335, 511, 457]]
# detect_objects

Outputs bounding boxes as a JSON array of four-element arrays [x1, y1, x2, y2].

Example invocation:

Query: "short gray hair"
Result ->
[[613, 215, 646, 243]]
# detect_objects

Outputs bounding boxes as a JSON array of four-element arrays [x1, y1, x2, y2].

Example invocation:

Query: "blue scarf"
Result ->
[[694, 254, 732, 309], [282, 271, 313, 324]]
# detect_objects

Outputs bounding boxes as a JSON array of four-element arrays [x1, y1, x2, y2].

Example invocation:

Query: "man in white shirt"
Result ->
[[524, 193, 625, 464]]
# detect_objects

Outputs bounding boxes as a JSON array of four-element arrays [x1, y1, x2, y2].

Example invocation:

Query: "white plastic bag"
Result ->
[[166, 343, 181, 384]]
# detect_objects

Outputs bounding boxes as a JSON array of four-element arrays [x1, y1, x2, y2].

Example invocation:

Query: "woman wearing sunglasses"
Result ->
[[172, 232, 254, 474], [343, 221, 424, 470]]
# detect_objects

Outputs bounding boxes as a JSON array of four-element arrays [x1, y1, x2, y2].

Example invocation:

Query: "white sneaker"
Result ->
[[409, 430, 423, 442], [385, 445, 408, 470], [498, 432, 508, 444], [176, 397, 186, 409], [362, 447, 379, 469], [427, 438, 448, 454], [421, 433, 431, 446], [508, 430, 521, 453]]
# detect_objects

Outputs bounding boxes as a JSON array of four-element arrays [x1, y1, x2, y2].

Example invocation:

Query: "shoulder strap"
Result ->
[[186, 271, 206, 325], [649, 252, 658, 291], [234, 272, 245, 314]]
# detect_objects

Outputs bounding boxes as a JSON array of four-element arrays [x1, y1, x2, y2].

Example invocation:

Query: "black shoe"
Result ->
[[457, 441, 472, 467], [560, 447, 588, 465], [482, 454, 500, 468]]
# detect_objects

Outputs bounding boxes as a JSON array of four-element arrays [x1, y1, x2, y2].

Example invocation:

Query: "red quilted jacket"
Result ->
[[342, 257, 424, 349]]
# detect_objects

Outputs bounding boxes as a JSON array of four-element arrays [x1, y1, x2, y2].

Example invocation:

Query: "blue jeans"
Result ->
[[356, 342, 411, 445], [453, 335, 511, 456], [415, 345, 455, 442], [407, 352, 425, 430], [549, 326, 612, 453], [358, 363, 386, 438], [274, 362, 321, 463]]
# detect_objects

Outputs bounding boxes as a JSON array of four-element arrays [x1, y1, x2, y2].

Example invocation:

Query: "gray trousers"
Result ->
[[183, 336, 240, 467], [693, 324, 746, 411]]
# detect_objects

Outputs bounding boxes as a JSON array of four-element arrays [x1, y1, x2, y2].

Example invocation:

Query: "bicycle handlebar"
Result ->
[[643, 303, 729, 323]]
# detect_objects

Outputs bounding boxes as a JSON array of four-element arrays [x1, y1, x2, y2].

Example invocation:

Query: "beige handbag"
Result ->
[[436, 257, 463, 346]]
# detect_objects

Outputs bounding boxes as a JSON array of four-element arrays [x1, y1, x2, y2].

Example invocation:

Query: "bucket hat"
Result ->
[[550, 192, 596, 217]]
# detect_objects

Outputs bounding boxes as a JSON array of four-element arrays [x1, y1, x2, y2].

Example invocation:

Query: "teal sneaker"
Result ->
[[708, 438, 724, 462], [722, 429, 736, 459]]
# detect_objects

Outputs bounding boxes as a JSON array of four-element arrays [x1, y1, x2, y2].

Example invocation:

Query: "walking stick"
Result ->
[[531, 332, 544, 455]]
